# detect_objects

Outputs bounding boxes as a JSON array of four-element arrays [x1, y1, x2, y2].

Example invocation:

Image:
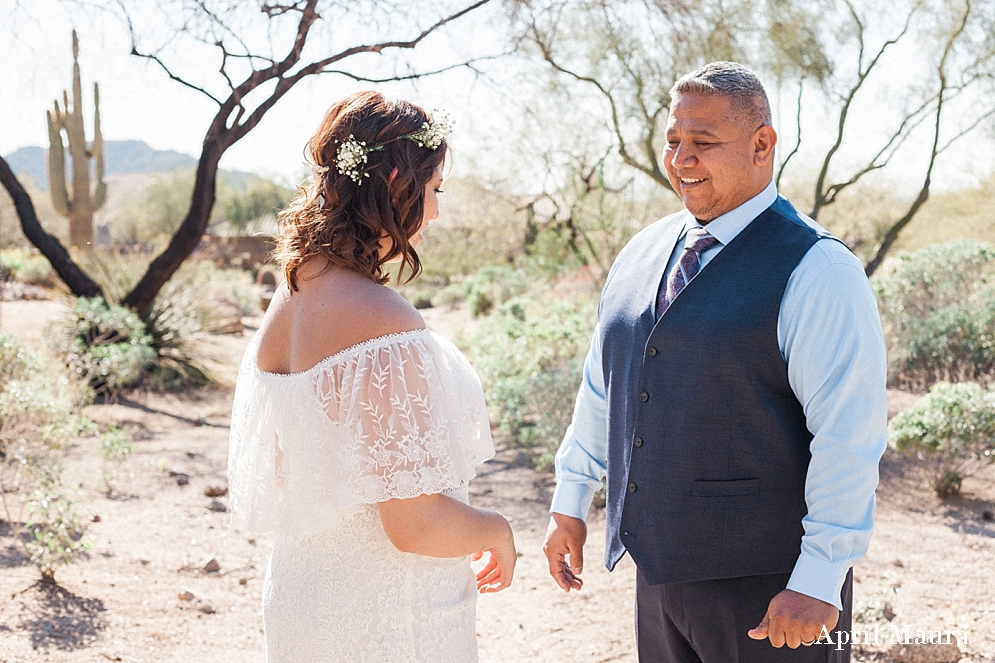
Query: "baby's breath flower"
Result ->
[[335, 135, 371, 184], [404, 109, 454, 149], [331, 110, 454, 185]]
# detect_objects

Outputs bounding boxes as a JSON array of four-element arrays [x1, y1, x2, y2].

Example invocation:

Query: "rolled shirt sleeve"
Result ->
[[550, 322, 609, 522], [780, 240, 888, 610]]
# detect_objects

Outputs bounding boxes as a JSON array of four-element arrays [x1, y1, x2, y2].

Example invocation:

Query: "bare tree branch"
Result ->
[[528, 12, 673, 191], [120, 0, 497, 313], [776, 79, 804, 187], [864, 0, 971, 276], [321, 52, 513, 83], [4, 0, 498, 311], [810, 0, 917, 220], [129, 47, 223, 105]]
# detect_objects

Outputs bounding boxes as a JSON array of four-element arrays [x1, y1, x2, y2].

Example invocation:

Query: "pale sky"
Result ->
[[2, 0, 992, 195], [0, 0, 511, 184]]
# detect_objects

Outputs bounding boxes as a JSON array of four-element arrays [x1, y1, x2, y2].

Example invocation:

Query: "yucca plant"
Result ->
[[56, 297, 154, 401], [74, 250, 246, 390]]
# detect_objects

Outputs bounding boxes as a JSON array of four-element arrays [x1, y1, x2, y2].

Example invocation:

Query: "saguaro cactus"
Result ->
[[47, 30, 106, 250]]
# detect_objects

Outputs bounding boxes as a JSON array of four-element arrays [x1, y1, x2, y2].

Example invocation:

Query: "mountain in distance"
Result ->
[[4, 140, 198, 190]]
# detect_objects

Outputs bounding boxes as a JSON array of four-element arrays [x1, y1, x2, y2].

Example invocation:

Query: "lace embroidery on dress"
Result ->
[[227, 328, 494, 534]]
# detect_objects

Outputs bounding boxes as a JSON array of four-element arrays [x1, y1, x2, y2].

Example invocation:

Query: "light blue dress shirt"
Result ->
[[550, 180, 888, 610]]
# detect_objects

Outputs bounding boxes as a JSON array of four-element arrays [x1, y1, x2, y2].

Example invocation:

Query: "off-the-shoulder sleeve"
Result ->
[[228, 332, 494, 535]]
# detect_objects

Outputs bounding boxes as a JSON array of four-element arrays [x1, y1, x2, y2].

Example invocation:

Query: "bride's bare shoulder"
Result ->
[[335, 275, 426, 336], [255, 268, 424, 374]]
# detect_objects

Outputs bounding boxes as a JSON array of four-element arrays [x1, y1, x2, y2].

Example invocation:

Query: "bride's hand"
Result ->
[[473, 515, 516, 593]]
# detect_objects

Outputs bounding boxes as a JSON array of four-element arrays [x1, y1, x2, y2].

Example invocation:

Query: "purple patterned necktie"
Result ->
[[656, 227, 720, 318]]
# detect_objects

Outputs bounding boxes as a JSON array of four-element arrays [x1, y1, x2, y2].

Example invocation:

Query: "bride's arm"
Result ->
[[379, 495, 516, 592]]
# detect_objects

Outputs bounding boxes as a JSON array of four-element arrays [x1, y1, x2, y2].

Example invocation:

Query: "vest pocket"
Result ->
[[691, 478, 760, 497]]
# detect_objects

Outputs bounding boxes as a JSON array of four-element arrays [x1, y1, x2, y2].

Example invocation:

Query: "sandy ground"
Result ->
[[0, 300, 993, 662]]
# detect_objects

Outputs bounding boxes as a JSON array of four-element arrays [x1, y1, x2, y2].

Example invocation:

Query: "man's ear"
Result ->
[[753, 125, 777, 166]]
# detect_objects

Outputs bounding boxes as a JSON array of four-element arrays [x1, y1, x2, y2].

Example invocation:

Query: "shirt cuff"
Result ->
[[549, 479, 597, 521], [786, 553, 849, 611]]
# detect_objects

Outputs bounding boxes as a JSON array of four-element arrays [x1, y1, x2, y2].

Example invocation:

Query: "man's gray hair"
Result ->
[[670, 61, 772, 130]]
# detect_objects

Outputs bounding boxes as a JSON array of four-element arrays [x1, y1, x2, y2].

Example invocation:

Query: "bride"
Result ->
[[227, 91, 516, 662]]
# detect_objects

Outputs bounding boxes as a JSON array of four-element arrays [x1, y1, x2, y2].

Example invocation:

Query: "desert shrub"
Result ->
[[433, 265, 527, 316], [99, 426, 133, 496], [0, 249, 56, 286], [217, 174, 295, 230], [873, 239, 995, 389], [210, 267, 260, 316], [143, 260, 243, 389], [77, 251, 251, 389], [19, 482, 91, 582], [469, 284, 597, 469], [0, 333, 36, 383], [411, 175, 525, 282], [888, 381, 995, 497], [109, 169, 293, 245], [0, 333, 92, 582], [57, 297, 155, 400]]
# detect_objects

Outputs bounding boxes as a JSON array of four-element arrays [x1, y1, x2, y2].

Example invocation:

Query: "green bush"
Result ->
[[77, 251, 250, 390], [873, 239, 995, 389], [210, 266, 260, 316], [57, 297, 155, 400], [99, 426, 133, 496], [0, 333, 92, 583], [21, 483, 91, 583], [433, 265, 527, 316], [469, 285, 597, 469], [0, 249, 56, 286], [0, 333, 37, 383], [888, 381, 995, 497]]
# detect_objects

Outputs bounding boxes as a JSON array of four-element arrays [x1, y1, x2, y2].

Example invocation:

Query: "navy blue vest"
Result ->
[[600, 196, 827, 584]]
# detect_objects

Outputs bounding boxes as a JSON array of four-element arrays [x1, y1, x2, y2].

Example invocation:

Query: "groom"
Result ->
[[543, 61, 887, 662]]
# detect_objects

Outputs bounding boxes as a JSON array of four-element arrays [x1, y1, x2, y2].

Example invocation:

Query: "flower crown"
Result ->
[[333, 109, 454, 185]]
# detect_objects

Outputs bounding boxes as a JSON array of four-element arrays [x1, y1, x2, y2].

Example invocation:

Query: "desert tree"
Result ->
[[512, 0, 830, 193], [515, 0, 995, 273], [0, 0, 500, 314]]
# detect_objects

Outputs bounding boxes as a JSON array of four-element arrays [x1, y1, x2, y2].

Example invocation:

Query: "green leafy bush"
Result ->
[[873, 239, 995, 389], [469, 284, 597, 469], [433, 265, 527, 316], [57, 297, 155, 400], [78, 251, 252, 389], [888, 381, 995, 497], [0, 249, 56, 286], [21, 482, 91, 583], [99, 426, 133, 496], [0, 333, 92, 583]]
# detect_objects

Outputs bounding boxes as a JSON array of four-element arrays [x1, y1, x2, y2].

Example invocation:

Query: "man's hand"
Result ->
[[542, 512, 587, 592], [748, 589, 840, 648]]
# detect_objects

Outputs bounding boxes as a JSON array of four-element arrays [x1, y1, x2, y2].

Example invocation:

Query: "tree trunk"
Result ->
[[121, 141, 223, 315], [0, 156, 103, 298]]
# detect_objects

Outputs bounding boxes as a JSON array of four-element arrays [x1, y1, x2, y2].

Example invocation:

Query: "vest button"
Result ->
[[627, 482, 637, 493], [633, 437, 643, 448], [647, 346, 657, 357], [639, 391, 649, 402]]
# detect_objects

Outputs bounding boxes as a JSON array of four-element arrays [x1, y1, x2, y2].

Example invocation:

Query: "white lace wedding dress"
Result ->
[[228, 329, 494, 662]]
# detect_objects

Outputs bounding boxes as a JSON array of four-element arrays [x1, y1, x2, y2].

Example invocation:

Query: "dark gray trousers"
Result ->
[[635, 568, 853, 663]]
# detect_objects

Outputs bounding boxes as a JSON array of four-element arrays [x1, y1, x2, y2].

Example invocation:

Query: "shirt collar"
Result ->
[[681, 180, 778, 245]]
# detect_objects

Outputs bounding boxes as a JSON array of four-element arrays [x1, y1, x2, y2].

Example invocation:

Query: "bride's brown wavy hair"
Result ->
[[274, 91, 447, 291]]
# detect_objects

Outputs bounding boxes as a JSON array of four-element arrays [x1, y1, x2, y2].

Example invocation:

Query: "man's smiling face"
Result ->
[[663, 92, 775, 222]]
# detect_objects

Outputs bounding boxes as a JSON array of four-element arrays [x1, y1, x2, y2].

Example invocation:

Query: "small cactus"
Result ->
[[47, 30, 106, 249]]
